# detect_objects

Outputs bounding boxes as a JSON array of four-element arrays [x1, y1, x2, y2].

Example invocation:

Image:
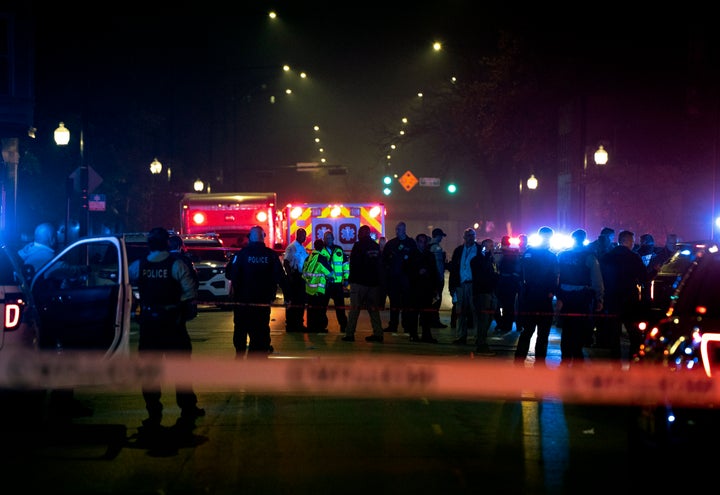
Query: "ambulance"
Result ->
[[180, 192, 284, 249], [284, 202, 386, 253]]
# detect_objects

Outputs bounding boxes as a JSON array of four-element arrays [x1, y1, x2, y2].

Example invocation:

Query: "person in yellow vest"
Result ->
[[322, 231, 350, 333], [302, 239, 332, 332]]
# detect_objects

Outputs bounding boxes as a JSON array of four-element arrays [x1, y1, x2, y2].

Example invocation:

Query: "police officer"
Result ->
[[382, 221, 417, 333], [322, 231, 349, 333], [18, 222, 57, 271], [514, 226, 559, 367], [495, 235, 522, 333], [226, 225, 289, 356], [556, 229, 603, 367], [600, 230, 649, 363], [129, 227, 204, 430]]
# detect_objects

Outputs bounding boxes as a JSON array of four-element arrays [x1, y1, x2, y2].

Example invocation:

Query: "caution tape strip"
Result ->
[[1, 350, 718, 408]]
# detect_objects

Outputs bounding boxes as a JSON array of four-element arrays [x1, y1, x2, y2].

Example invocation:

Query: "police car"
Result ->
[[182, 234, 236, 309], [1, 235, 132, 356], [0, 236, 132, 416]]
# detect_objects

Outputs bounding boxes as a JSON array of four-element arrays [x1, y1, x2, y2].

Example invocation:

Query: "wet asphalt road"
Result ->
[[0, 305, 695, 494]]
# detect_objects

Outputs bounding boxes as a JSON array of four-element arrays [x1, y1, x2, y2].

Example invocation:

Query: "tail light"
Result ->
[[4, 293, 25, 330]]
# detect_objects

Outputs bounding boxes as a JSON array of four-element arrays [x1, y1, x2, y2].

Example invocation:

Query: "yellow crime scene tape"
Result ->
[[1, 350, 719, 408]]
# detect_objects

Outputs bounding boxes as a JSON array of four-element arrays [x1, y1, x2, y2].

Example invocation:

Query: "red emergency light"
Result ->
[[192, 212, 207, 226]]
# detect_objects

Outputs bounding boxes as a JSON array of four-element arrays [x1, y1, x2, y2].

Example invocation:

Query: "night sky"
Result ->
[[23, 2, 720, 239]]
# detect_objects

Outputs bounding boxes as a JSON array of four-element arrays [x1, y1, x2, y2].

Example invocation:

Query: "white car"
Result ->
[[185, 246, 237, 309], [0, 236, 133, 417], [1, 235, 132, 356]]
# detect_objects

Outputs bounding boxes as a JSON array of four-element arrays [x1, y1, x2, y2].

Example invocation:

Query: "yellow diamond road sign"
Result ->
[[399, 170, 418, 191]]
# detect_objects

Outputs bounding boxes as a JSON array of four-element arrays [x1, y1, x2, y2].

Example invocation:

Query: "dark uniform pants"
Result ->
[[558, 289, 594, 364], [138, 308, 198, 420], [515, 295, 554, 365], [285, 271, 307, 330], [234, 303, 272, 354]]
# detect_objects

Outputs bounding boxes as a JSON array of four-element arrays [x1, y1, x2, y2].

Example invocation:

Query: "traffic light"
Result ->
[[446, 182, 457, 194], [382, 175, 392, 196]]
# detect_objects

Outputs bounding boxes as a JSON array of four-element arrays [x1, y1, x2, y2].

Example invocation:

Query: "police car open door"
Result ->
[[31, 237, 132, 357]]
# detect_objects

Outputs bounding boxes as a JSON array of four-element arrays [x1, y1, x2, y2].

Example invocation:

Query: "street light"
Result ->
[[594, 145, 608, 166], [146, 158, 164, 226], [54, 121, 88, 239], [581, 144, 610, 229], [194, 179, 204, 192], [527, 174, 538, 190], [149, 157, 162, 175], [519, 174, 538, 234], [54, 122, 70, 146]]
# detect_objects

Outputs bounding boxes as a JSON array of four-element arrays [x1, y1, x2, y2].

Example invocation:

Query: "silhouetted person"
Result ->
[[515, 226, 558, 367], [470, 237, 498, 355], [226, 225, 289, 355], [303, 238, 331, 332], [428, 228, 449, 328], [322, 231, 349, 333], [557, 229, 603, 367], [448, 228, 481, 345], [18, 222, 57, 271], [342, 225, 385, 342], [495, 235, 521, 333], [600, 230, 649, 364], [129, 227, 204, 430], [382, 221, 416, 333], [283, 228, 308, 332], [402, 233, 441, 343]]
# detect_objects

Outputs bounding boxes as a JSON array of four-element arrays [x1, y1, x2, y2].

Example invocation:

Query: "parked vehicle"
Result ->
[[182, 234, 235, 309], [643, 240, 715, 325], [0, 235, 132, 419], [180, 192, 284, 250], [1, 235, 132, 356], [0, 243, 37, 354], [633, 241, 720, 448], [283, 202, 385, 253]]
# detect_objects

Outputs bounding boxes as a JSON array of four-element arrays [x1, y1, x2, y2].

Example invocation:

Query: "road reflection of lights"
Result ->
[[520, 331, 569, 492], [521, 398, 569, 492]]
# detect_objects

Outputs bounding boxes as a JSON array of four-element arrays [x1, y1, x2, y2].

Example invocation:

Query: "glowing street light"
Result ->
[[527, 174, 538, 190], [54, 121, 88, 238], [594, 145, 608, 165], [149, 157, 163, 175], [581, 144, 610, 229], [54, 122, 70, 145]]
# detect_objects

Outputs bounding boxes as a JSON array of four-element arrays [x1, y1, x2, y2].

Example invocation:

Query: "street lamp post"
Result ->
[[54, 121, 89, 238], [149, 157, 162, 175], [580, 144, 609, 229], [149, 158, 163, 227], [518, 174, 539, 233], [193, 179, 210, 193]]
